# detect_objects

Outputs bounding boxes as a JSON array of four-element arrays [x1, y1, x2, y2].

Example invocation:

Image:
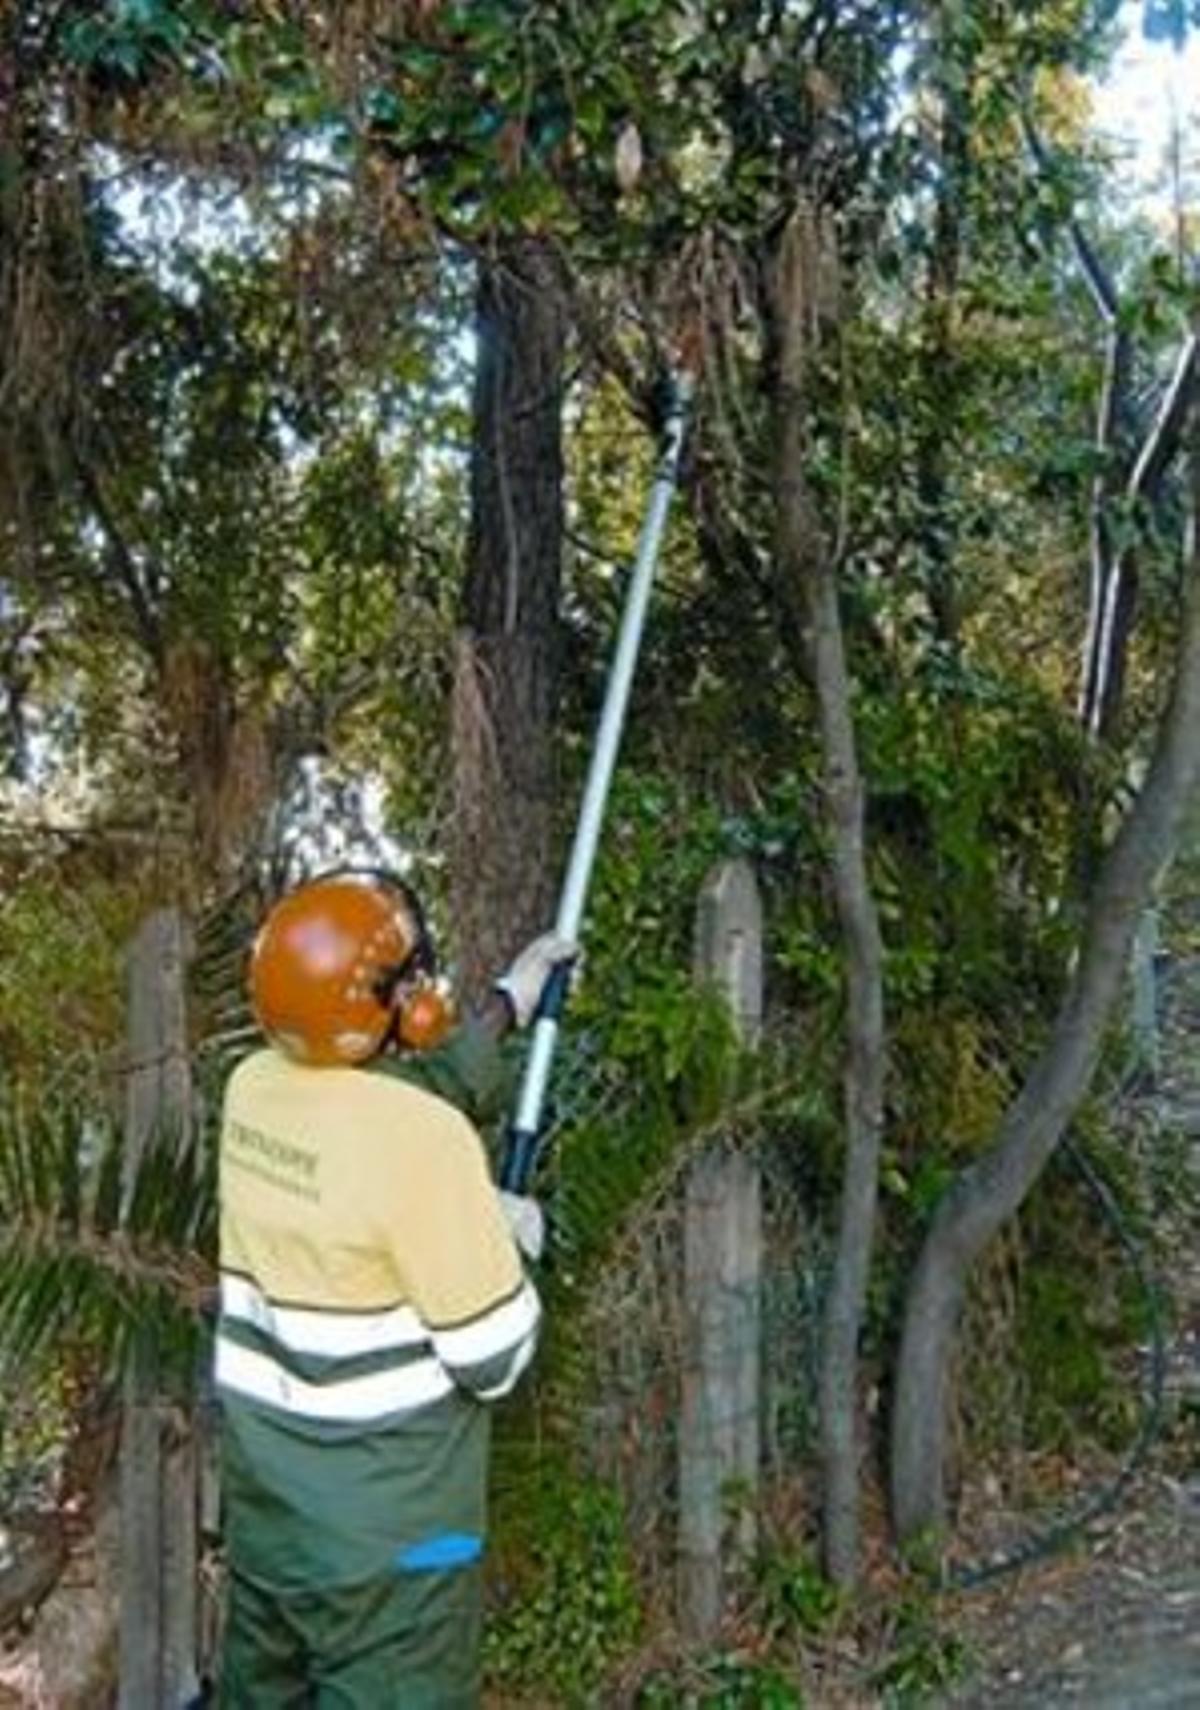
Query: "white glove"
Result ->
[[494, 931, 579, 1029], [499, 1190, 545, 1263]]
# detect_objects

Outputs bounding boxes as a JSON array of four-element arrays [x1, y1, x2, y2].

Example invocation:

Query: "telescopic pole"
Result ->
[[500, 371, 694, 1191]]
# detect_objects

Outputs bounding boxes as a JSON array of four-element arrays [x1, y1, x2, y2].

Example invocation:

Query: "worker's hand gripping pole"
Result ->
[[500, 370, 695, 1192]]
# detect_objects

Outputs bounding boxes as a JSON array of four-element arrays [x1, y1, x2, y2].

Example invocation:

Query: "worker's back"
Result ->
[[216, 1047, 540, 1593]]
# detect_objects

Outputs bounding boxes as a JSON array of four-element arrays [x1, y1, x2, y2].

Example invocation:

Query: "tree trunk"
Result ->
[[452, 238, 566, 998], [1078, 327, 1133, 731], [770, 210, 887, 1587], [891, 425, 1200, 1541]]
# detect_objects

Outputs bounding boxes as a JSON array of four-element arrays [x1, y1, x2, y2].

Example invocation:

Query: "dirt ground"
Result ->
[[937, 947, 1200, 1710], [943, 1460, 1199, 1707]]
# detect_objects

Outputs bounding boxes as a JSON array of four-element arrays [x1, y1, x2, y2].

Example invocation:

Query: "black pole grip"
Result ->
[[500, 1123, 538, 1192], [535, 958, 573, 1023], [499, 962, 573, 1191]]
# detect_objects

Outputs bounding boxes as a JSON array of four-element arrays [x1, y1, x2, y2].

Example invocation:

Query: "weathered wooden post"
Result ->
[[678, 859, 764, 1640], [119, 908, 200, 1710]]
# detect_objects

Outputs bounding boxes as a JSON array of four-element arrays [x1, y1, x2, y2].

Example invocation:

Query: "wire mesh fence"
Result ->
[[488, 1053, 831, 1608]]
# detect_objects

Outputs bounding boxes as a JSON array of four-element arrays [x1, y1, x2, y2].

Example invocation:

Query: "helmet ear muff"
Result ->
[[394, 982, 456, 1051], [370, 940, 455, 1053]]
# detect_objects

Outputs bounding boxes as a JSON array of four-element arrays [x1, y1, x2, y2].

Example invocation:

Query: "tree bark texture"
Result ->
[[1085, 331, 1200, 738], [891, 422, 1200, 1542], [770, 210, 887, 1587], [452, 239, 566, 998], [1078, 323, 1132, 730], [678, 859, 764, 1639], [119, 909, 200, 1710]]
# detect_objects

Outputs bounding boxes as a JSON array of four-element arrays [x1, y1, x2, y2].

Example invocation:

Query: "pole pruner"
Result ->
[[500, 359, 697, 1193]]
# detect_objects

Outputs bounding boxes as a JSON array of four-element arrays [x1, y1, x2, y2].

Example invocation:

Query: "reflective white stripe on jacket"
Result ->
[[216, 1274, 542, 1423], [221, 1273, 427, 1358]]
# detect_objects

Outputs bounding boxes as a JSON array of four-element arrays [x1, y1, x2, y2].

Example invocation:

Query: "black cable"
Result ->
[[944, 1117, 1168, 1591]]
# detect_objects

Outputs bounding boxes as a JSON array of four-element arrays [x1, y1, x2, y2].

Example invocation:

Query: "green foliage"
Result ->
[[871, 1599, 971, 1707], [0, 1355, 76, 1513], [4, 0, 1192, 1651], [1016, 1263, 1111, 1443], [529, 768, 781, 1297], [345, 0, 905, 248], [1012, 1149, 1149, 1452], [864, 685, 1084, 1001], [0, 1078, 214, 1387], [63, 0, 200, 79], [756, 1543, 842, 1639], [638, 1653, 803, 1708], [0, 867, 149, 1077], [573, 772, 727, 1011], [484, 1481, 640, 1705]]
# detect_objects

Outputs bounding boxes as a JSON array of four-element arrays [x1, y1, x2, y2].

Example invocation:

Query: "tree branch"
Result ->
[[1087, 329, 1200, 734], [1020, 115, 1119, 325], [1078, 323, 1131, 723], [1022, 112, 1199, 736], [892, 400, 1200, 1541], [72, 462, 164, 667], [1129, 328, 1200, 505]]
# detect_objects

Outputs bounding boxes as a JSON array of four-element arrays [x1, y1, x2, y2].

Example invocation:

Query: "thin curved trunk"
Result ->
[[771, 209, 886, 1586], [892, 423, 1200, 1540]]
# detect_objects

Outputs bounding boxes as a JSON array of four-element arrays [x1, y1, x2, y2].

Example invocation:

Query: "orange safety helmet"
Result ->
[[248, 870, 455, 1066]]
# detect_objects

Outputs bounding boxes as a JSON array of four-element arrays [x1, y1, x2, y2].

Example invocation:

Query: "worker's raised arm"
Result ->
[[387, 1104, 541, 1401]]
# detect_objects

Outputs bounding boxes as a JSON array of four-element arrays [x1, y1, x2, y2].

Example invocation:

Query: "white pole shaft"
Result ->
[[505, 374, 693, 1177]]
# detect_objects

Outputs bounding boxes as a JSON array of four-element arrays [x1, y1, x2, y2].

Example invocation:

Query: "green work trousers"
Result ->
[[217, 1561, 483, 1708]]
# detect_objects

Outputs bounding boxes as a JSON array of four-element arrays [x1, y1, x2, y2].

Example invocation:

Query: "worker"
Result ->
[[214, 868, 574, 1707]]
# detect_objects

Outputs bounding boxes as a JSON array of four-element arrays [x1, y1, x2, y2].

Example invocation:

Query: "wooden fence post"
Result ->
[[119, 908, 200, 1710], [678, 858, 764, 1641]]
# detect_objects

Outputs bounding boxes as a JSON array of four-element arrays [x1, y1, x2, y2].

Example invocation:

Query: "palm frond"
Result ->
[[0, 1079, 217, 1386]]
